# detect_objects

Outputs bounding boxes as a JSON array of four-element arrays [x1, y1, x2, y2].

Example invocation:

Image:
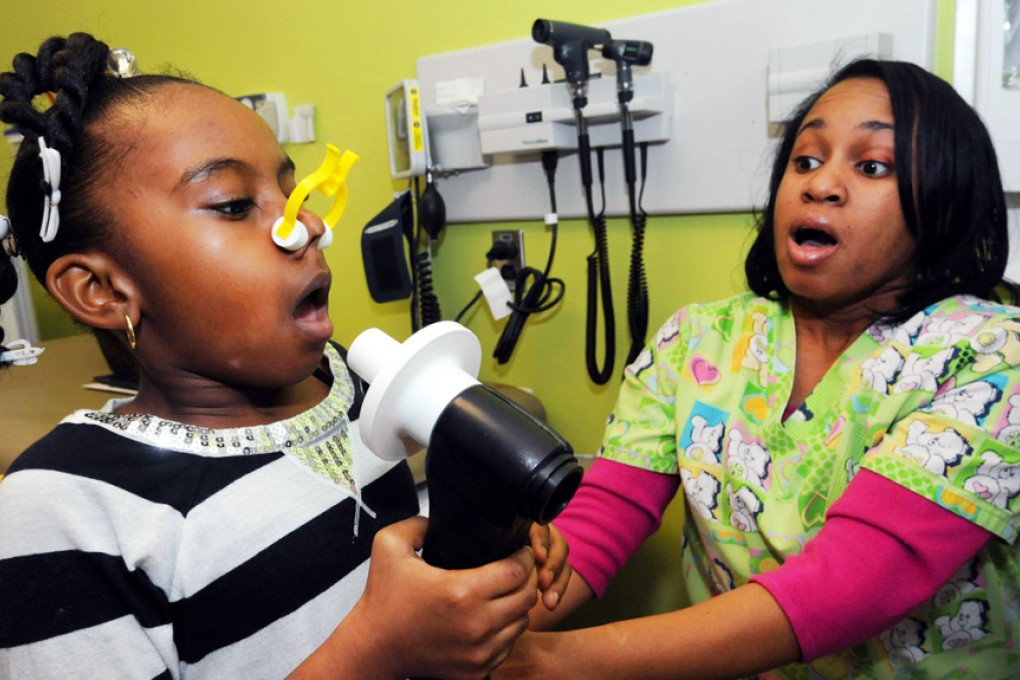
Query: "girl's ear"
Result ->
[[45, 252, 140, 330]]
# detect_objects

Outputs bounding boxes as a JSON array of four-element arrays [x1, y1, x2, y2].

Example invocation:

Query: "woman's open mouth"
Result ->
[[793, 226, 837, 248], [788, 224, 838, 265]]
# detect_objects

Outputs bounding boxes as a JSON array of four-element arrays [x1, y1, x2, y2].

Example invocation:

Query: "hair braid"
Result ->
[[1, 32, 206, 366]]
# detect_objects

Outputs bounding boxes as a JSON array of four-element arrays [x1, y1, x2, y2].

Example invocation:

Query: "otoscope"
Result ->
[[348, 321, 583, 570], [603, 38, 654, 365], [533, 18, 617, 385]]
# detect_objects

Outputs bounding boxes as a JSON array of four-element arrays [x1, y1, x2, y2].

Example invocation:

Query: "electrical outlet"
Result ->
[[490, 230, 525, 291]]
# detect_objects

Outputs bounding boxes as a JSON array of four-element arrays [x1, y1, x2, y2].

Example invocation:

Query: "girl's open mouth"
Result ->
[[292, 283, 333, 340]]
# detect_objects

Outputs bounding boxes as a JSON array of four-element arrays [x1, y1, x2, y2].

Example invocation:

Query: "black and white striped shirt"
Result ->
[[0, 344, 418, 679]]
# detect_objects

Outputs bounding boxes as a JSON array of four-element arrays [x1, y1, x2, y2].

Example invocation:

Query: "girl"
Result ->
[[0, 33, 566, 679]]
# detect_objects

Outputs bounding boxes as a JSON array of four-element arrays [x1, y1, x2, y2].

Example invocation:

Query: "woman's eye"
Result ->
[[211, 198, 255, 218], [857, 160, 893, 177], [792, 156, 821, 172]]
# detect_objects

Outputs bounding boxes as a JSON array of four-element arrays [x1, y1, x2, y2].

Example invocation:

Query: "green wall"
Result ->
[[0, 0, 958, 456], [0, 0, 737, 458], [0, 0, 957, 623]]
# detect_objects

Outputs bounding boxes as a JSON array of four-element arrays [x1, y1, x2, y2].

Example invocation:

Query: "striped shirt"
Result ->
[[0, 344, 418, 679]]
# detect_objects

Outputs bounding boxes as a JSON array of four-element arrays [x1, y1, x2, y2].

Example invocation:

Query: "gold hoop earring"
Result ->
[[124, 314, 137, 351]]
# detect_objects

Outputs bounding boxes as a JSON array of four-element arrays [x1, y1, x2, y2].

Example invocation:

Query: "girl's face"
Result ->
[[100, 84, 333, 394], [773, 77, 917, 318]]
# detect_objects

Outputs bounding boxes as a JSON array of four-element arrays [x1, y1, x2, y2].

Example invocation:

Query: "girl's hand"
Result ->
[[296, 516, 537, 680], [529, 522, 571, 611]]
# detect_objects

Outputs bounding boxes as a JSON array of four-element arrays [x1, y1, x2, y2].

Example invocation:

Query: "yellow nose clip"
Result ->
[[272, 143, 359, 251]]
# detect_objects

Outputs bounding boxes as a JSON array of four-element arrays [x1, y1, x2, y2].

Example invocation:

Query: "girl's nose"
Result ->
[[271, 206, 332, 252], [299, 207, 333, 250]]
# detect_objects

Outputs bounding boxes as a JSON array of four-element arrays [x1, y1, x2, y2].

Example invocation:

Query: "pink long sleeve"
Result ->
[[751, 468, 992, 661], [552, 457, 679, 597]]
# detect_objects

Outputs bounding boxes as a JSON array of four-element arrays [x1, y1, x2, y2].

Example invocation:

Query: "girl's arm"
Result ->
[[291, 516, 538, 680]]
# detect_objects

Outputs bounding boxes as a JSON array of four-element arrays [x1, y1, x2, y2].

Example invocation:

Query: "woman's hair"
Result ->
[[0, 33, 200, 359], [745, 58, 1014, 319]]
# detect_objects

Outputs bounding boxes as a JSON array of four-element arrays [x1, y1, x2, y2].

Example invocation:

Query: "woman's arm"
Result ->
[[528, 458, 679, 630], [502, 468, 994, 678], [497, 582, 798, 680]]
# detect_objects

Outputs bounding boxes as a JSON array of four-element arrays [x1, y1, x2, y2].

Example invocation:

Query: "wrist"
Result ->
[[292, 603, 401, 680]]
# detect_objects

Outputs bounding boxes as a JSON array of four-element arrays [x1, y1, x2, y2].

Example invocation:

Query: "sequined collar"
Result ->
[[64, 344, 359, 490]]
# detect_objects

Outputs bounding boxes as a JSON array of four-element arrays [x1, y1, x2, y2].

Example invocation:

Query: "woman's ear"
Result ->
[[46, 251, 140, 330]]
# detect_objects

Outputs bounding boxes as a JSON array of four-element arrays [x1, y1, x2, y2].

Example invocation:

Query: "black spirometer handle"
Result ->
[[421, 384, 582, 570], [410, 385, 581, 680]]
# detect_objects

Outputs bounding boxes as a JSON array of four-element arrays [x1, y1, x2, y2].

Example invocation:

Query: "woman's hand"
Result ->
[[293, 516, 538, 680], [528, 522, 571, 611]]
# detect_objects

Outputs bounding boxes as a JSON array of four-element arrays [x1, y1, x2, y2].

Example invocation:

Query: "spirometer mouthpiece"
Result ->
[[532, 18, 612, 86], [349, 322, 481, 461], [348, 321, 582, 569]]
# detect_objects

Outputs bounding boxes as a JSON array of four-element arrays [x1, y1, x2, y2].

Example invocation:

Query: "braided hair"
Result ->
[[0, 33, 199, 363]]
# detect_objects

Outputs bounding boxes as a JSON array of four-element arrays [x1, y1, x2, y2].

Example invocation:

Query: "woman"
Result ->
[[496, 59, 1020, 678]]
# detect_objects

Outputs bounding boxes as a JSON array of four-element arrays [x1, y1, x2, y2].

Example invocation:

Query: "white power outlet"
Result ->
[[490, 230, 525, 291]]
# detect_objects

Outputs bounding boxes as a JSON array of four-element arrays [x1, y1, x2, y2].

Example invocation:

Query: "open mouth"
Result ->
[[793, 226, 837, 247], [293, 285, 329, 323]]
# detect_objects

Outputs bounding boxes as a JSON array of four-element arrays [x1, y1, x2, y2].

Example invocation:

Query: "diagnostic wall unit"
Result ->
[[416, 0, 937, 223]]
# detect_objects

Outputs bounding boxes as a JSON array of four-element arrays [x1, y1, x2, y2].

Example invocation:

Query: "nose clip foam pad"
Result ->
[[317, 225, 333, 250], [272, 143, 359, 251], [271, 215, 310, 250]]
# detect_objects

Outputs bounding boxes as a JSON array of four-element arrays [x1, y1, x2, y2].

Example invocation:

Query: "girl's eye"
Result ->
[[857, 160, 893, 177], [211, 198, 255, 218], [792, 156, 821, 172]]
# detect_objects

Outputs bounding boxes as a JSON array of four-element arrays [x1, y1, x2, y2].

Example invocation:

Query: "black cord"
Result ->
[[416, 245, 442, 326], [624, 136, 651, 367], [409, 177, 421, 332], [583, 144, 615, 385], [492, 150, 566, 364], [455, 290, 483, 323], [409, 175, 443, 331]]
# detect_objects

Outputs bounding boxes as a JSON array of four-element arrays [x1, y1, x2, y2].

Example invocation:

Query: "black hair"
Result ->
[[745, 58, 1015, 320], [0, 33, 201, 363]]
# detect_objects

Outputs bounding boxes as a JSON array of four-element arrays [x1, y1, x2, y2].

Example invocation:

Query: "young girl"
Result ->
[[0, 33, 567, 679], [497, 60, 1020, 678]]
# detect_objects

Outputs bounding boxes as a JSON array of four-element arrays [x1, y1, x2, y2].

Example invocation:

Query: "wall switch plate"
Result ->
[[491, 230, 524, 291]]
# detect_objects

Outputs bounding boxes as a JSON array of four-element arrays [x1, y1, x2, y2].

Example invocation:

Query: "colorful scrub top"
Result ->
[[600, 292, 1020, 679]]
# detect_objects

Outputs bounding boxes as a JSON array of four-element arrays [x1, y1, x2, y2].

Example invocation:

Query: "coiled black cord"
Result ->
[[410, 176, 443, 331], [493, 151, 566, 364], [415, 248, 443, 327], [624, 141, 651, 366], [584, 145, 615, 385]]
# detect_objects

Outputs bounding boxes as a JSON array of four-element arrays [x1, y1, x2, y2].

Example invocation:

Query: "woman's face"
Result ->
[[97, 84, 333, 392], [773, 76, 916, 318]]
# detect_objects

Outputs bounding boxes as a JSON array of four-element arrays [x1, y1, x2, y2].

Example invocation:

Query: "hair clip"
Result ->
[[0, 338, 44, 366], [107, 48, 140, 78], [0, 214, 18, 258], [272, 143, 359, 251], [38, 137, 61, 243]]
